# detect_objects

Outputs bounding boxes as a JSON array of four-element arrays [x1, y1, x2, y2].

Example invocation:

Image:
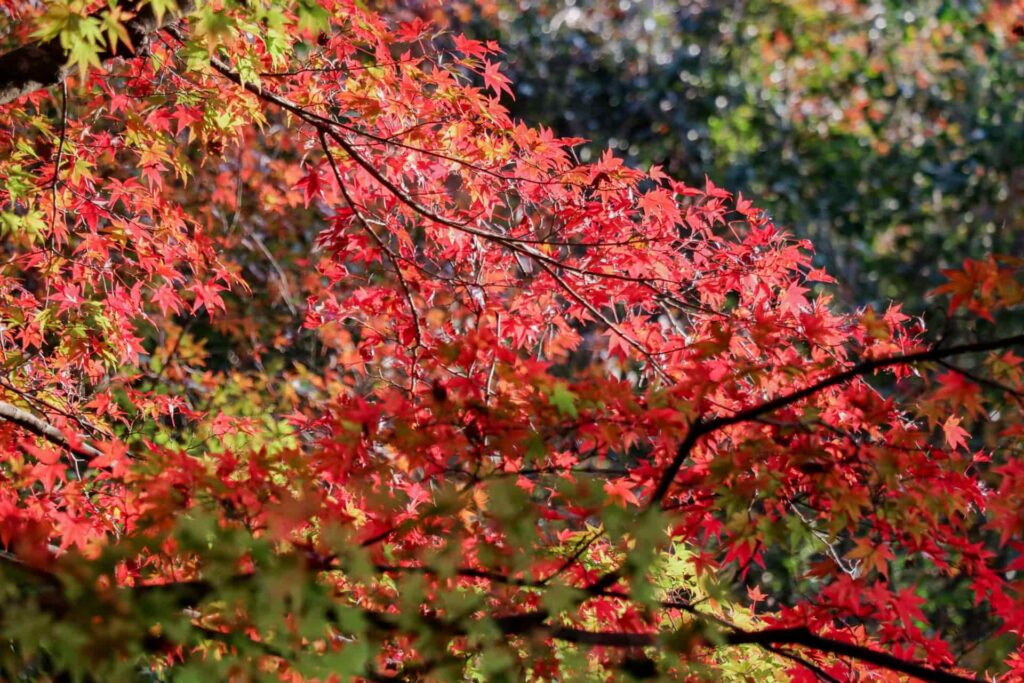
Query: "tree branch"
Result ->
[[0, 400, 100, 459], [726, 627, 976, 683], [649, 334, 1024, 506], [706, 335, 1024, 434]]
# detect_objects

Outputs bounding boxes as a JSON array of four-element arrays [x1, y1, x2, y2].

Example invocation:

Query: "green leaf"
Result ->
[[548, 382, 578, 417], [296, 0, 330, 33], [143, 0, 180, 25]]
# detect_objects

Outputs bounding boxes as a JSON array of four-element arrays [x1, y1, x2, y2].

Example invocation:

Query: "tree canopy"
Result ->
[[0, 1, 1023, 681]]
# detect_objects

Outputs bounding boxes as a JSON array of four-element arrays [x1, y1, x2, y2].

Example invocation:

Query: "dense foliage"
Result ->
[[0, 1, 1022, 681], [444, 0, 1024, 308]]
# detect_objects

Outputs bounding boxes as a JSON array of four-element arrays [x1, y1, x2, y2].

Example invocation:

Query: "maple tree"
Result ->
[[0, 1, 1023, 681]]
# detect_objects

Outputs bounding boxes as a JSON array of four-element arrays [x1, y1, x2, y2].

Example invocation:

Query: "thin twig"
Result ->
[[48, 80, 68, 238]]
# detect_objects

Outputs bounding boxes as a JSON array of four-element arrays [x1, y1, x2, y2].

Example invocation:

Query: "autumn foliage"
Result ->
[[0, 1, 1023, 681]]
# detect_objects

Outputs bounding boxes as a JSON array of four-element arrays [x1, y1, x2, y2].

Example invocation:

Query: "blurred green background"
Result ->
[[436, 0, 1024, 312]]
